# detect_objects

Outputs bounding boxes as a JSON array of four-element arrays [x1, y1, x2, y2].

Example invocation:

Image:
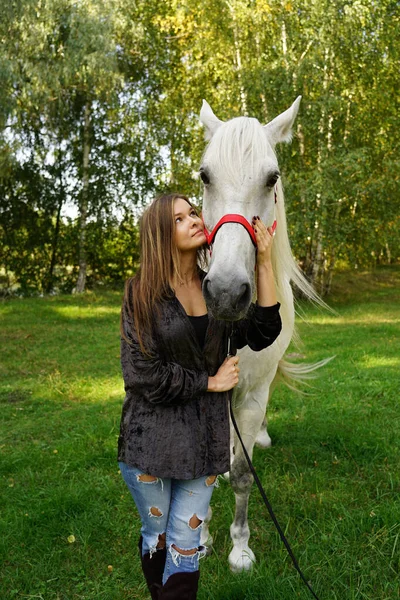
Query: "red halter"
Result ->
[[202, 186, 278, 250]]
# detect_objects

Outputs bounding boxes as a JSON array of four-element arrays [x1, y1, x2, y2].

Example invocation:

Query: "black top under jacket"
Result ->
[[187, 313, 209, 349], [118, 278, 282, 480]]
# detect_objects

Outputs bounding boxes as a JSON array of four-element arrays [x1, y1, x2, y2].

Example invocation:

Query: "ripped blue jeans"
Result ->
[[119, 462, 217, 584]]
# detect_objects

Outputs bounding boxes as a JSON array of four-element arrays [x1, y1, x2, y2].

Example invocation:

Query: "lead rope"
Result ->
[[227, 325, 322, 600]]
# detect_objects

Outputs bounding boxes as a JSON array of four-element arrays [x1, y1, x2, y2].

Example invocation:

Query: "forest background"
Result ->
[[1, 0, 399, 296]]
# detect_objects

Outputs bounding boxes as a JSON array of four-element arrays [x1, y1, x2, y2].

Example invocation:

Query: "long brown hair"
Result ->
[[122, 193, 206, 354]]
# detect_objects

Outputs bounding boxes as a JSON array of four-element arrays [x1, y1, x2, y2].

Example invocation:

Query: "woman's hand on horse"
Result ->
[[252, 216, 274, 266], [207, 356, 240, 392]]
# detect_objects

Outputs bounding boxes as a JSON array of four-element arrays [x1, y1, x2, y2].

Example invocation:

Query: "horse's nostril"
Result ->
[[235, 283, 251, 311]]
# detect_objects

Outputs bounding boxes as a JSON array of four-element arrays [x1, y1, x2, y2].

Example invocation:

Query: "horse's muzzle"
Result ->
[[203, 277, 251, 321]]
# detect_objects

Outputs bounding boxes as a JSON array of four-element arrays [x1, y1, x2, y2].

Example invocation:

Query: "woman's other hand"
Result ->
[[207, 356, 240, 392]]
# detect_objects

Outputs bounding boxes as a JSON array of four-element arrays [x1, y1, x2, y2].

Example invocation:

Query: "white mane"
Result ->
[[273, 179, 325, 308]]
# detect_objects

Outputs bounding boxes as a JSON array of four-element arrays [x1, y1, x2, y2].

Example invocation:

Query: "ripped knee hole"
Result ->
[[205, 475, 217, 487], [171, 543, 198, 556], [149, 506, 163, 517], [137, 473, 158, 483], [188, 514, 202, 530]]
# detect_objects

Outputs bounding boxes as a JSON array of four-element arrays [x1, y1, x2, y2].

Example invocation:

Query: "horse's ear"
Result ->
[[200, 100, 223, 141], [264, 96, 301, 146]]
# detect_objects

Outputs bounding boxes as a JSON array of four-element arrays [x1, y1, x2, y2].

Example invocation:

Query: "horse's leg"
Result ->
[[228, 402, 266, 572], [200, 504, 213, 555], [255, 370, 280, 448], [223, 418, 235, 481], [255, 414, 272, 448], [229, 452, 255, 571]]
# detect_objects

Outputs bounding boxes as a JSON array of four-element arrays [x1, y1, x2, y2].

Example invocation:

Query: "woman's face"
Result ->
[[174, 197, 207, 252]]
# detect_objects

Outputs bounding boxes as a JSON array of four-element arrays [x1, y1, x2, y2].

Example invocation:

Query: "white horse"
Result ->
[[198, 97, 326, 572]]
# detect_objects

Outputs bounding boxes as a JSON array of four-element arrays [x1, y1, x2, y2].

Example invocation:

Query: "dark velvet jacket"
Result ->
[[118, 286, 282, 480]]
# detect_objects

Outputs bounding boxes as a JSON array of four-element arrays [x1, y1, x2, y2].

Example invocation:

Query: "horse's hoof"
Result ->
[[228, 547, 256, 572], [200, 533, 213, 554], [255, 429, 272, 449]]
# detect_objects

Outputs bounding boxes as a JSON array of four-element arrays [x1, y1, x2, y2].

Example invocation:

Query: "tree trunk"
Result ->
[[309, 47, 334, 291], [325, 256, 336, 295], [44, 195, 63, 294], [385, 242, 391, 264], [75, 102, 91, 294], [228, 3, 248, 115], [255, 32, 269, 122], [311, 217, 324, 289], [44, 143, 64, 294], [170, 133, 176, 187], [281, 16, 288, 69]]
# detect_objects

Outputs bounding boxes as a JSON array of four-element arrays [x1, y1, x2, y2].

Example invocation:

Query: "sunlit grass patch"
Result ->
[[360, 356, 400, 369], [1, 267, 400, 599], [307, 313, 400, 325], [51, 304, 121, 319], [33, 373, 124, 403]]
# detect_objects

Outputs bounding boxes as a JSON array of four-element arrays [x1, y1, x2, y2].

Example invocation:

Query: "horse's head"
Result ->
[[199, 97, 301, 321]]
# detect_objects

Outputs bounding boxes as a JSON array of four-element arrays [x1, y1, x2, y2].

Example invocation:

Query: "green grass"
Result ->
[[1, 267, 400, 600]]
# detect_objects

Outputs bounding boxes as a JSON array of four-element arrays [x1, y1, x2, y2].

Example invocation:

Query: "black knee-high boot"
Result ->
[[158, 571, 200, 600], [138, 536, 167, 600]]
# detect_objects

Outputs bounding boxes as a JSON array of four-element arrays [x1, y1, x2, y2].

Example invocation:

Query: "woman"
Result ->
[[118, 193, 281, 599]]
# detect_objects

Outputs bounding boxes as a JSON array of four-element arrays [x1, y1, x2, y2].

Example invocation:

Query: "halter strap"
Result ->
[[203, 214, 258, 247], [202, 185, 278, 249]]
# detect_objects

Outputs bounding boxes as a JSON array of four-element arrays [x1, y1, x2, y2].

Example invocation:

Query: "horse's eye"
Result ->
[[266, 171, 280, 188], [200, 170, 210, 185]]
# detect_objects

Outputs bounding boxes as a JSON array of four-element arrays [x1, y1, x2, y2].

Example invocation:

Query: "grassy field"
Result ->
[[1, 266, 400, 600]]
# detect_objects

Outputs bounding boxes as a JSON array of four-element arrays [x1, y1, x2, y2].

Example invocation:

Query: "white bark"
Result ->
[[311, 48, 334, 290], [75, 102, 91, 294], [228, 2, 248, 115]]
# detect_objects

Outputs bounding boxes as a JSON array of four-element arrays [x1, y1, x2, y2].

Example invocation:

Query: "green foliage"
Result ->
[[84, 215, 140, 288], [0, 0, 399, 293]]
